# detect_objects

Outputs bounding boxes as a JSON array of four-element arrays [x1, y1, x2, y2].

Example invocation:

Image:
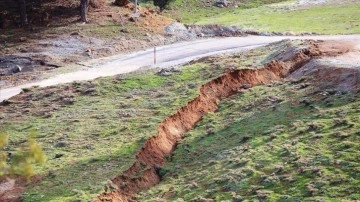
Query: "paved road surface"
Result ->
[[1, 35, 360, 102]]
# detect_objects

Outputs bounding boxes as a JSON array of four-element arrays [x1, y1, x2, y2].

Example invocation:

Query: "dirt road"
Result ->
[[1, 35, 360, 102]]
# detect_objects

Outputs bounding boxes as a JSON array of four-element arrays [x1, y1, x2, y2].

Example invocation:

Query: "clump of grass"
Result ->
[[307, 122, 325, 132]]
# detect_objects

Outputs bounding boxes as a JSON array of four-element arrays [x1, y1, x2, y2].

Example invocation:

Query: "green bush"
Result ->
[[0, 131, 46, 178]]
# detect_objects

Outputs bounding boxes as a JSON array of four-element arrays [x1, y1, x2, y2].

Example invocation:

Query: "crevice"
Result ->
[[96, 40, 349, 202]]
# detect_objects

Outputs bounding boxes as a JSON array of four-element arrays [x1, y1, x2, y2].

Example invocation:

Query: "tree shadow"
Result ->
[[24, 141, 143, 201], [0, 0, 82, 29]]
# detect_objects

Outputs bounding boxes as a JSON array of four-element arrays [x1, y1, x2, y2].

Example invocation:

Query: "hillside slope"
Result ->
[[97, 40, 359, 201], [1, 39, 359, 201], [137, 67, 360, 201]]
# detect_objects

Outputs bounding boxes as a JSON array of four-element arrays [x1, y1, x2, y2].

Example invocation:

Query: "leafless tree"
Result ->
[[19, 0, 28, 26], [80, 0, 89, 23]]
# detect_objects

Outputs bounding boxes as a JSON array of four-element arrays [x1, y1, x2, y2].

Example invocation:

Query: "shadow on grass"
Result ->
[[24, 141, 143, 201]]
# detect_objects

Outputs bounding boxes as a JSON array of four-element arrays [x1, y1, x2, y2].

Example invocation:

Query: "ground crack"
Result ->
[[96, 40, 348, 202]]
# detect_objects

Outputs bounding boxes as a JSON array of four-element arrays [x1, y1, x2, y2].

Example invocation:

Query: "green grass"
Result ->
[[136, 74, 360, 200], [0, 42, 285, 201], [157, 0, 360, 34], [160, 0, 288, 23], [196, 3, 360, 34]]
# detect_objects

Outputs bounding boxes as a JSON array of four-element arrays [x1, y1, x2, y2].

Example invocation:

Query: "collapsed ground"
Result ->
[[0, 39, 359, 201]]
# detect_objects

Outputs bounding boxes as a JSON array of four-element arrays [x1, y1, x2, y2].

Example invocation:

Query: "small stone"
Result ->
[[300, 98, 311, 106], [55, 153, 64, 158], [120, 28, 129, 33], [62, 98, 74, 105], [285, 31, 296, 36], [54, 142, 67, 148], [19, 37, 27, 42], [241, 83, 252, 89], [48, 170, 56, 178], [232, 195, 243, 201], [81, 88, 97, 95], [129, 17, 137, 22]]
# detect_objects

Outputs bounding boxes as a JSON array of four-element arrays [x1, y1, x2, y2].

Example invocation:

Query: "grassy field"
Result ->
[[136, 73, 360, 201], [0, 42, 288, 201], [161, 0, 288, 23], [1, 67, 206, 201], [161, 0, 360, 35], [196, 3, 360, 34]]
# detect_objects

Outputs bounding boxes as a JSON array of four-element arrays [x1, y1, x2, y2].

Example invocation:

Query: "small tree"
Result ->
[[0, 132, 46, 179], [154, 0, 169, 12], [19, 0, 28, 26], [80, 0, 89, 23]]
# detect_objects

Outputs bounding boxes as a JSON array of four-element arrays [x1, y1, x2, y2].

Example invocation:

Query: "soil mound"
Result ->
[[291, 40, 359, 91], [291, 61, 360, 91]]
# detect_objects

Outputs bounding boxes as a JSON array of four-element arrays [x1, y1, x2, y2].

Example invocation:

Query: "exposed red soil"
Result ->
[[308, 40, 352, 57], [117, 3, 174, 33], [291, 62, 360, 92], [96, 40, 353, 202], [0, 175, 42, 202], [291, 40, 359, 91]]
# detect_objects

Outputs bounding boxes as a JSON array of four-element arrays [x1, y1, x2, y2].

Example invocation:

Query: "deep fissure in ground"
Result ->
[[96, 40, 351, 201]]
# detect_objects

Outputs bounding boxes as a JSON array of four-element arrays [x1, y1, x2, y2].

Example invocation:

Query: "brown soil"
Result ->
[[308, 40, 353, 57], [291, 61, 360, 91], [291, 40, 359, 91], [96, 40, 353, 202], [0, 176, 42, 202], [0, 81, 90, 120], [0, 0, 172, 32], [0, 0, 173, 88], [119, 3, 173, 33]]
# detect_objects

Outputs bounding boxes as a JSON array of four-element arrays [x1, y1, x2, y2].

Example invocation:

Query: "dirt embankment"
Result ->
[[96, 40, 352, 202]]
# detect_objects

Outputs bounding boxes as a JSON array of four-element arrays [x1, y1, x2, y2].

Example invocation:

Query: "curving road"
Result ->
[[1, 35, 360, 102]]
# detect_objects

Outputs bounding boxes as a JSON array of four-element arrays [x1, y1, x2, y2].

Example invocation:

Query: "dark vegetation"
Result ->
[[0, 0, 104, 27]]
